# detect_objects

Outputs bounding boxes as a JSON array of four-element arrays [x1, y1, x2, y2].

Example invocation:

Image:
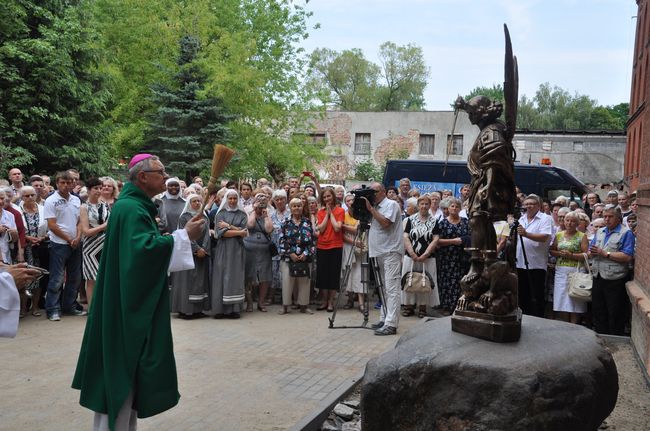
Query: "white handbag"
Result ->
[[401, 258, 433, 294], [568, 253, 593, 302]]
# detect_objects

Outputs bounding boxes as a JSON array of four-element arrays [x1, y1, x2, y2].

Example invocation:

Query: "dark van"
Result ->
[[383, 160, 589, 203]]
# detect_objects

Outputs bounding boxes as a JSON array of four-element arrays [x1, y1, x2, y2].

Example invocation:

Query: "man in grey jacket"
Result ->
[[588, 205, 635, 335]]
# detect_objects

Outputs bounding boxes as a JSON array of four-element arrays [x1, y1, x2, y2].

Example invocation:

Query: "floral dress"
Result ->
[[279, 217, 316, 260], [436, 217, 471, 311]]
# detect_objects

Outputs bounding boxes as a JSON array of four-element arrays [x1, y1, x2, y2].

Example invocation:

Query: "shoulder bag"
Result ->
[[568, 253, 593, 302], [256, 218, 278, 257], [401, 258, 433, 294], [288, 260, 310, 277]]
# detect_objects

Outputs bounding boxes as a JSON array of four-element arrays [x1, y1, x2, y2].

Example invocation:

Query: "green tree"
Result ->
[[0, 0, 111, 175], [91, 0, 321, 179], [307, 48, 380, 110], [354, 159, 383, 182], [463, 84, 505, 104], [376, 42, 429, 111], [306, 41, 429, 112], [144, 35, 233, 181]]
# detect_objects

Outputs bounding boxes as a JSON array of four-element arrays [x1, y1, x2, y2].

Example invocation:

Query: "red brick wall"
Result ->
[[627, 0, 650, 379]]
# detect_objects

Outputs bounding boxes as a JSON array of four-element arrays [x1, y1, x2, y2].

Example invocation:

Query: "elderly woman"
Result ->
[[316, 188, 345, 311], [576, 212, 590, 234], [0, 189, 19, 265], [244, 193, 274, 312], [170, 194, 210, 319], [270, 190, 290, 304], [436, 197, 470, 314], [341, 194, 364, 311], [99, 176, 119, 209], [403, 197, 418, 219], [79, 178, 110, 307], [549, 211, 588, 323], [208, 189, 248, 319], [279, 197, 316, 315], [18, 186, 47, 317], [402, 195, 440, 318]]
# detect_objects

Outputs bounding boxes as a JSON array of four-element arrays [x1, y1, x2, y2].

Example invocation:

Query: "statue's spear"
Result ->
[[444, 99, 461, 176]]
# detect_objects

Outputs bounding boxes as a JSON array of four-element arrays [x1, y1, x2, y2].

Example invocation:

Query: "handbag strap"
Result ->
[[581, 253, 593, 277], [256, 217, 272, 243]]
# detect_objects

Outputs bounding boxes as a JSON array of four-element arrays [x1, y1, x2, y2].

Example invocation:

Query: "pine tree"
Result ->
[[145, 35, 233, 180]]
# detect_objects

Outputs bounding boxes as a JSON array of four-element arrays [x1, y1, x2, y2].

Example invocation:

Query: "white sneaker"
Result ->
[[48, 312, 61, 321]]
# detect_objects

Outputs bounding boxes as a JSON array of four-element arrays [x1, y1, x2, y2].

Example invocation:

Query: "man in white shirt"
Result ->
[[43, 171, 83, 321], [516, 194, 553, 317], [363, 183, 404, 335]]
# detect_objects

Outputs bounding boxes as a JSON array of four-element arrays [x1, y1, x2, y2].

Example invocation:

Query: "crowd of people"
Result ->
[[3, 166, 638, 336]]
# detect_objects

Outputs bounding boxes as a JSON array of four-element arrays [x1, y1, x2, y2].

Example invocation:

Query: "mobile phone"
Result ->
[[302, 171, 312, 177]]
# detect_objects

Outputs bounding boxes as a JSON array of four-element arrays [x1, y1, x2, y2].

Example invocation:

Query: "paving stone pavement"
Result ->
[[0, 305, 422, 430]]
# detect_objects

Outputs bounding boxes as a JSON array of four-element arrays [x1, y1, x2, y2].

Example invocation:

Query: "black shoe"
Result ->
[[227, 312, 241, 319], [370, 321, 384, 329], [374, 325, 397, 336]]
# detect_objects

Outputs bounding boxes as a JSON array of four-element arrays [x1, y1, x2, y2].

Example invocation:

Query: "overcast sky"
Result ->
[[300, 0, 637, 110]]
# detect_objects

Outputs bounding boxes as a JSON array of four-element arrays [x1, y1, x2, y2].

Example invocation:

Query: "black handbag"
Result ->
[[288, 260, 310, 277], [257, 218, 278, 257]]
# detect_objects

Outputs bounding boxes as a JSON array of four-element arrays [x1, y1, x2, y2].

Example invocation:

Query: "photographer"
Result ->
[[362, 183, 404, 336]]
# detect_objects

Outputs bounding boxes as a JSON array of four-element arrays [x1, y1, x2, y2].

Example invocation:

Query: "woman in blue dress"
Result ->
[[436, 198, 471, 313]]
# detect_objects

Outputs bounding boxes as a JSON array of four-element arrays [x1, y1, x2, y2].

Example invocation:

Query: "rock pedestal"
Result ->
[[361, 316, 618, 431]]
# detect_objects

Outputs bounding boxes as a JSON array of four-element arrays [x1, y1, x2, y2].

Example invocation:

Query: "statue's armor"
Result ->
[[466, 120, 516, 221]]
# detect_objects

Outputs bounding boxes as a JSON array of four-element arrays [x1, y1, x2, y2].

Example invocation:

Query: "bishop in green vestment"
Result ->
[[72, 154, 204, 430]]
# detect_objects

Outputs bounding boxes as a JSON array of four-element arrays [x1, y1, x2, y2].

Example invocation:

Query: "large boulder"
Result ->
[[361, 316, 618, 431]]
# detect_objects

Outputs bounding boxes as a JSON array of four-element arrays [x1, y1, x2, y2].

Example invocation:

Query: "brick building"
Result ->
[[307, 111, 626, 185], [627, 0, 650, 382]]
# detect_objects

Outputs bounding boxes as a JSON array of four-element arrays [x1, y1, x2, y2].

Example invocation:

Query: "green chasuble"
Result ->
[[72, 182, 179, 429]]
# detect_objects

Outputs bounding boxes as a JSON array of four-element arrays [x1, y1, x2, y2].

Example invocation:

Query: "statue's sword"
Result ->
[[443, 107, 460, 176]]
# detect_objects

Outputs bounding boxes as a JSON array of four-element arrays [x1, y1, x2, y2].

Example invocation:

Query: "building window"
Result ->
[[573, 141, 584, 152], [419, 134, 435, 155], [514, 140, 526, 150], [354, 133, 371, 154], [308, 133, 326, 145], [447, 134, 463, 155]]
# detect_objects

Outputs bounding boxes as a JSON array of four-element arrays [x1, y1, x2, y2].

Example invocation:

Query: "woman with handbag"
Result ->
[[278, 198, 316, 315], [549, 211, 589, 323], [402, 195, 440, 318], [243, 193, 274, 312]]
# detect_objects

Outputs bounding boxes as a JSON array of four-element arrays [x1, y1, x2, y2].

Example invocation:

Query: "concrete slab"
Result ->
[[0, 306, 421, 430]]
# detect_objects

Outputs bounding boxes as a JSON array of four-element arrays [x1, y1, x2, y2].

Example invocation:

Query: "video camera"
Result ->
[[350, 185, 376, 225]]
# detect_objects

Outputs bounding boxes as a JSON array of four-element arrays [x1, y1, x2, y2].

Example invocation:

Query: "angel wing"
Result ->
[[503, 24, 518, 142]]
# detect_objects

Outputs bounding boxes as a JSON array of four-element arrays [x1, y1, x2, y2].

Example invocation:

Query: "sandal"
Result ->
[[245, 304, 254, 312], [257, 305, 267, 312], [401, 307, 415, 317], [418, 307, 427, 318], [316, 305, 328, 311], [278, 308, 289, 315], [32, 310, 42, 317]]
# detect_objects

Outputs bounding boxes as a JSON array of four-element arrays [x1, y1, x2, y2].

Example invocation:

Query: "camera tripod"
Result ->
[[328, 221, 386, 329]]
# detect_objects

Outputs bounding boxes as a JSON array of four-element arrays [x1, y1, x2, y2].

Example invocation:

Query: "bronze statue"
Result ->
[[451, 24, 521, 342]]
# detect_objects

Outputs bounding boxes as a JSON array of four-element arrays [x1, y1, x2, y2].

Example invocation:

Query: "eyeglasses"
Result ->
[[22, 194, 36, 197], [143, 169, 167, 176]]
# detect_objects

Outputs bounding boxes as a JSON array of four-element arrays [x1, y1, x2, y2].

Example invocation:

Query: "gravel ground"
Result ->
[[599, 339, 650, 430]]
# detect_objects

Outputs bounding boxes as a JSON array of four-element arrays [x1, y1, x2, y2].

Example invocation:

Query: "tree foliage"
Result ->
[[307, 42, 429, 111], [0, 0, 111, 176], [307, 48, 380, 111], [91, 0, 322, 179], [462, 83, 628, 131], [144, 35, 233, 181]]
